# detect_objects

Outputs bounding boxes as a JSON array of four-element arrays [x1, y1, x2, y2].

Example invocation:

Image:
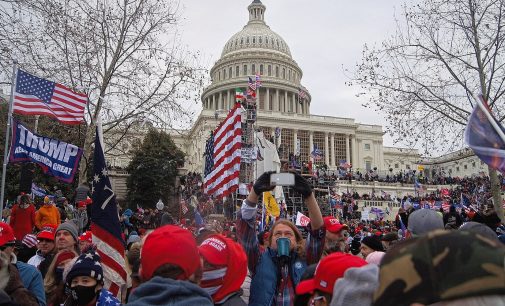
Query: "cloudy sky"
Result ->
[[178, 0, 409, 146]]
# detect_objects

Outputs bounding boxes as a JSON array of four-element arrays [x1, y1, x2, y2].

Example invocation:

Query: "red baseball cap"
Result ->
[[0, 222, 15, 246], [79, 231, 92, 243], [296, 252, 367, 295], [37, 225, 57, 241], [323, 216, 348, 234], [140, 225, 200, 281], [199, 235, 229, 266]]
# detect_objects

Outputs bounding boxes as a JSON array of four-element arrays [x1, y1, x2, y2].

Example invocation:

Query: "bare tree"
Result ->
[[0, 0, 205, 181], [350, 0, 505, 219]]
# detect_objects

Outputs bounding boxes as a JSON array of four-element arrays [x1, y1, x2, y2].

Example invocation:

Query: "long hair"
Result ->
[[268, 220, 305, 259], [44, 250, 78, 305]]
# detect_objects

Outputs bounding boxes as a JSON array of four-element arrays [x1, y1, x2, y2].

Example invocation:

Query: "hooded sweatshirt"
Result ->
[[35, 205, 60, 230], [127, 276, 213, 306], [9, 204, 36, 241]]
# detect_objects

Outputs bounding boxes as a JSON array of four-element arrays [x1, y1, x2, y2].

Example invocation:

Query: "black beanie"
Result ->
[[361, 236, 384, 252]]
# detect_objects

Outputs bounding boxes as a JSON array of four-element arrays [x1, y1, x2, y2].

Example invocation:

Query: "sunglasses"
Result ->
[[38, 239, 53, 243], [310, 295, 325, 306]]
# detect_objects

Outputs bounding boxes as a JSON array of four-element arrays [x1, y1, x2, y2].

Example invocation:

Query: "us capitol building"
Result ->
[[106, 0, 488, 198], [178, 0, 419, 174]]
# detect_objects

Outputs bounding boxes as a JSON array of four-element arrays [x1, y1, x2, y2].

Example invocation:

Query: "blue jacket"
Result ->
[[127, 276, 213, 306], [249, 248, 306, 306], [16, 261, 46, 306]]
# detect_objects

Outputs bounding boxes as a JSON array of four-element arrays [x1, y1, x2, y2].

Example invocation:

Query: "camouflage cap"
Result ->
[[373, 230, 505, 306]]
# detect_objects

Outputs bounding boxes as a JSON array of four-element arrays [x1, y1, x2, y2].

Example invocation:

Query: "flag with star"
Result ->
[[13, 69, 87, 124], [90, 118, 127, 299]]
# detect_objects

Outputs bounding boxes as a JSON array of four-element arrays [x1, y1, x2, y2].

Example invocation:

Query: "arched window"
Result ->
[[268, 65, 272, 76], [260, 64, 264, 75], [246, 37, 249, 44], [282, 68, 285, 79], [244, 65, 248, 75], [236, 66, 239, 77], [241, 38, 244, 45], [259, 37, 262, 44], [253, 36, 256, 44], [218, 71, 221, 80], [229, 67, 232, 79], [275, 66, 279, 77], [252, 64, 256, 74]]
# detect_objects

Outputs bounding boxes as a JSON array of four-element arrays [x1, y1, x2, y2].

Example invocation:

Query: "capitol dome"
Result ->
[[202, 0, 311, 115], [221, 1, 292, 58]]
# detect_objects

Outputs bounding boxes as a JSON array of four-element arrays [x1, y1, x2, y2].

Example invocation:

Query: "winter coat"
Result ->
[[127, 276, 213, 306], [35, 205, 61, 230], [15, 261, 46, 306], [9, 204, 36, 241], [217, 291, 246, 306], [0, 264, 38, 306]]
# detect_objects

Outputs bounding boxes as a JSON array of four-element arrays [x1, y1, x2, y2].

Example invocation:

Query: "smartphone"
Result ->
[[270, 172, 295, 186]]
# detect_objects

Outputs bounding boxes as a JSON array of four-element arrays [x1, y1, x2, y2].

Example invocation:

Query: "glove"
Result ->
[[293, 173, 312, 199], [253, 171, 276, 195]]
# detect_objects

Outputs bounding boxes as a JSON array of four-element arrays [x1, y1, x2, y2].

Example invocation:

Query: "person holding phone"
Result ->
[[236, 171, 325, 306]]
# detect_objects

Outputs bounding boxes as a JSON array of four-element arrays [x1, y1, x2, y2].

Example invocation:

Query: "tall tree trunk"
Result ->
[[488, 166, 504, 222], [78, 122, 96, 184]]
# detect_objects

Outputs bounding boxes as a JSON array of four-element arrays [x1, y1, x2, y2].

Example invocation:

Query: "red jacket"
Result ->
[[10, 204, 36, 240]]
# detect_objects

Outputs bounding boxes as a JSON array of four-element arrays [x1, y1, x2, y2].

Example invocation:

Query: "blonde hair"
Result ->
[[268, 220, 305, 259]]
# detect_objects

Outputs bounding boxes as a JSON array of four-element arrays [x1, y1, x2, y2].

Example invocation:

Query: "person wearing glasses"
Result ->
[[0, 222, 46, 306], [28, 225, 57, 269]]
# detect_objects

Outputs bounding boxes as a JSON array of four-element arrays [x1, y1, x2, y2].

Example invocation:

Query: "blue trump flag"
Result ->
[[90, 122, 126, 297], [465, 96, 505, 173], [9, 120, 82, 183]]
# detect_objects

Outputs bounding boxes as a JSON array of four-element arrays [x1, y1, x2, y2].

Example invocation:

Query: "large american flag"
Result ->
[[13, 69, 87, 125], [90, 124, 126, 298], [203, 103, 242, 198]]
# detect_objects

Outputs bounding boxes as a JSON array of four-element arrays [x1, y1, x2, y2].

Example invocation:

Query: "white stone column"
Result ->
[[324, 132, 329, 166], [345, 134, 350, 164], [284, 90, 288, 112], [266, 88, 270, 110], [218, 92, 223, 110], [351, 135, 357, 167], [330, 133, 335, 167], [212, 94, 216, 110], [275, 89, 280, 112], [229, 89, 233, 109]]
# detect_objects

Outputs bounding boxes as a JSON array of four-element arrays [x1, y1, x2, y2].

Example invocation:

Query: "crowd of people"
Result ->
[[0, 170, 504, 306]]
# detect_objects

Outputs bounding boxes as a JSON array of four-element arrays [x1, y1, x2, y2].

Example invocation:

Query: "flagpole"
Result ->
[[0, 62, 17, 215]]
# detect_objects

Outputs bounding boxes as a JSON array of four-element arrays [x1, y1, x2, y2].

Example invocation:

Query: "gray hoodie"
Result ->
[[127, 276, 213, 306]]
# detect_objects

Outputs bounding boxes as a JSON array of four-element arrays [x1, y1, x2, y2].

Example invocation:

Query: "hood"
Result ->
[[128, 276, 213, 306]]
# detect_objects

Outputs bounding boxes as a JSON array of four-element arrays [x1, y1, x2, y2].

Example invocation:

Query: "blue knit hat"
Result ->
[[66, 250, 103, 285]]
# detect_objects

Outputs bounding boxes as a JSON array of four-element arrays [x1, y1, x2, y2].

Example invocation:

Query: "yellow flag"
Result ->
[[263, 191, 280, 217]]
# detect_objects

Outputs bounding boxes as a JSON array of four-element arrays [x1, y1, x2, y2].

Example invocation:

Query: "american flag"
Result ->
[[13, 69, 87, 125], [203, 103, 242, 198], [298, 87, 306, 103], [248, 77, 257, 91], [246, 88, 256, 98], [90, 123, 126, 298], [255, 73, 262, 87], [181, 198, 189, 215], [204, 134, 214, 177]]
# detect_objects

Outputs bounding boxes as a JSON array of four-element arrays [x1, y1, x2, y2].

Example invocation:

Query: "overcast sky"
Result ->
[[177, 0, 409, 146]]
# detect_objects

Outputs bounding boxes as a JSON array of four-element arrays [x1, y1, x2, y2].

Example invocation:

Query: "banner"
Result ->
[[263, 191, 280, 217], [31, 183, 47, 197], [295, 212, 310, 227], [9, 120, 83, 183]]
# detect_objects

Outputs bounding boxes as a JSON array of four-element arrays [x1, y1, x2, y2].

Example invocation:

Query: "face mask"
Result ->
[[71, 285, 98, 306], [54, 267, 64, 283], [276, 237, 291, 258]]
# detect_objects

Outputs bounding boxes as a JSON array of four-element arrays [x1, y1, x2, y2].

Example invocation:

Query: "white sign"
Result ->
[[361, 209, 370, 221], [295, 212, 310, 227]]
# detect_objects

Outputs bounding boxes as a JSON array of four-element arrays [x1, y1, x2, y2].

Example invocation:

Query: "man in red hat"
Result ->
[[323, 216, 349, 255], [78, 230, 92, 252], [199, 234, 248, 306], [128, 225, 213, 305], [295, 252, 367, 306], [27, 225, 56, 268]]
